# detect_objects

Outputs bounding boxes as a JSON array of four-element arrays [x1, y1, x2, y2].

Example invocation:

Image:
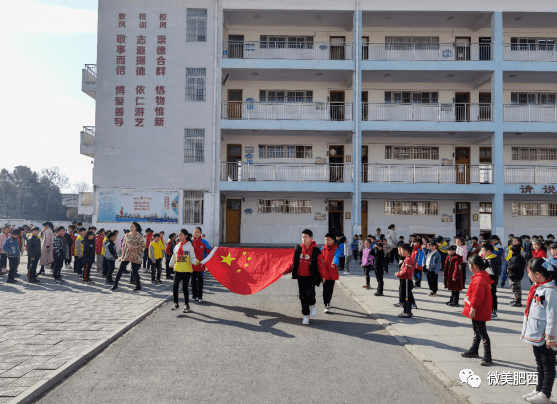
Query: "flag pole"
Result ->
[[200, 246, 218, 265]]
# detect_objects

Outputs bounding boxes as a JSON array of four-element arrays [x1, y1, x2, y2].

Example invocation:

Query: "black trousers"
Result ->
[[491, 282, 498, 311], [114, 261, 141, 288], [389, 248, 398, 264], [151, 259, 162, 281], [7, 256, 18, 281], [375, 266, 384, 294], [28, 259, 38, 280], [65, 256, 72, 266], [74, 257, 82, 274], [399, 279, 415, 314], [53, 257, 64, 279], [462, 263, 467, 288], [83, 262, 92, 281], [533, 344, 557, 398], [142, 249, 151, 269], [297, 276, 316, 316], [427, 271, 438, 294], [414, 269, 422, 287], [364, 265, 372, 286], [191, 271, 204, 299], [352, 250, 358, 260], [323, 279, 335, 306], [471, 320, 491, 360], [0, 253, 7, 269], [165, 258, 172, 277], [106, 259, 115, 281], [173, 272, 191, 305], [451, 290, 460, 304]]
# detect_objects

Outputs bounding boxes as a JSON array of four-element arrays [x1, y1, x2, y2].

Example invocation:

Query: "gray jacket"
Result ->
[[386, 229, 397, 248], [521, 280, 557, 346]]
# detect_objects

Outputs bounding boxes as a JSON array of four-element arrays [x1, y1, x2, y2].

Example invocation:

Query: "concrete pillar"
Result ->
[[351, 9, 362, 235]]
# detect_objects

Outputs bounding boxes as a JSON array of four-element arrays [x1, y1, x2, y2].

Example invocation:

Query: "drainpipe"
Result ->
[[211, 0, 220, 245], [353, 0, 360, 234]]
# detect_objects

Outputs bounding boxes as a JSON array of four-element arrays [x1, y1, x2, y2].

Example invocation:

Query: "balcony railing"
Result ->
[[222, 101, 353, 121], [82, 64, 96, 84], [505, 166, 557, 184], [221, 162, 353, 183], [361, 164, 492, 184], [504, 44, 557, 62], [362, 103, 492, 122], [362, 43, 492, 61], [504, 104, 557, 123], [81, 126, 95, 146], [223, 41, 354, 60]]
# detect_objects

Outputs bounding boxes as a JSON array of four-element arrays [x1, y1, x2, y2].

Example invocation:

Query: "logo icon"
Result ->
[[459, 369, 482, 388]]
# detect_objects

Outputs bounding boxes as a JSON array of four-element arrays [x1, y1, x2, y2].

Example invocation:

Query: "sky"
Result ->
[[0, 0, 99, 191]]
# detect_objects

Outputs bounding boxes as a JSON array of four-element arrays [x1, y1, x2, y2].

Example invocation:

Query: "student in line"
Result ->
[[111, 222, 145, 292], [82, 230, 96, 283], [169, 229, 199, 313], [165, 233, 177, 279], [191, 227, 211, 302], [27, 227, 41, 283], [394, 244, 415, 318], [148, 233, 165, 285], [104, 231, 118, 285], [370, 242, 385, 296], [507, 244, 527, 307], [320, 233, 340, 313], [3, 229, 21, 283], [424, 241, 442, 297]]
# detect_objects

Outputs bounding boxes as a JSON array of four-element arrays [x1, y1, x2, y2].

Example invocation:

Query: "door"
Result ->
[[362, 36, 369, 60], [479, 202, 492, 236], [226, 144, 242, 181], [228, 35, 244, 59], [330, 36, 345, 60], [455, 92, 470, 122], [361, 91, 368, 121], [455, 147, 471, 184], [225, 199, 241, 243], [455, 202, 470, 237], [479, 146, 492, 183], [330, 90, 345, 121], [479, 37, 491, 61], [328, 200, 344, 237], [361, 201, 368, 238], [361, 145, 369, 182], [329, 145, 344, 182], [227, 89, 243, 119], [455, 37, 471, 60], [479, 92, 491, 121]]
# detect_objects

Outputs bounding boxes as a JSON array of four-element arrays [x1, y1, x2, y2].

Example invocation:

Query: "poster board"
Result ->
[[98, 189, 179, 223]]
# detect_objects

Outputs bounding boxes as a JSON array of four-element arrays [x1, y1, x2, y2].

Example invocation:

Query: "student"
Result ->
[[469, 236, 481, 257], [370, 242, 385, 296], [343, 237, 351, 273], [104, 232, 118, 284], [3, 229, 21, 283], [165, 233, 177, 279], [444, 245, 464, 306], [191, 227, 212, 302], [73, 227, 86, 277], [438, 236, 449, 265], [456, 237, 468, 288], [148, 233, 165, 285], [64, 225, 74, 269], [387, 224, 398, 264], [320, 233, 340, 313], [520, 258, 557, 404], [169, 229, 199, 313], [358, 235, 364, 263], [82, 230, 96, 283], [411, 239, 424, 288], [27, 227, 41, 283], [532, 240, 547, 259], [0, 225, 10, 274], [142, 228, 154, 270], [481, 243, 502, 319], [424, 241, 442, 296], [351, 234, 359, 262], [111, 222, 145, 292], [336, 236, 347, 275], [394, 244, 415, 318], [95, 229, 105, 272], [283, 229, 325, 325], [461, 255, 493, 367], [52, 226, 67, 283], [381, 235, 390, 274], [523, 235, 533, 260], [361, 239, 374, 289], [39, 222, 55, 275], [507, 244, 527, 307]]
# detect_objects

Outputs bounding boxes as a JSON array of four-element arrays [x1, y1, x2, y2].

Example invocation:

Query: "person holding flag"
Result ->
[[191, 227, 212, 302], [169, 229, 199, 313]]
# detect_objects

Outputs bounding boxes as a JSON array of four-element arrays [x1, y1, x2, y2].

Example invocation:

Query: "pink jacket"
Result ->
[[361, 247, 374, 266]]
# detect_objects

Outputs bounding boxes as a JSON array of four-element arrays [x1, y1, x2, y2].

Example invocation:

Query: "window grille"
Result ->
[[385, 36, 439, 50], [259, 90, 313, 102], [260, 35, 314, 49], [186, 68, 206, 101], [258, 145, 312, 159], [184, 129, 204, 162], [511, 147, 557, 161], [186, 9, 207, 42], [385, 146, 439, 160], [512, 202, 557, 217], [384, 201, 439, 216], [183, 191, 204, 224], [385, 92, 438, 104], [257, 199, 312, 214]]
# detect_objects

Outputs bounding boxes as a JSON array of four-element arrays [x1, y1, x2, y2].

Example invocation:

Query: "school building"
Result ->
[[78, 0, 557, 245]]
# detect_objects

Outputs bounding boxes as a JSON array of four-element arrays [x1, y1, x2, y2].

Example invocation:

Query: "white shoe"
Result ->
[[302, 315, 309, 325], [526, 391, 551, 403], [310, 305, 317, 317], [198, 299, 203, 303], [491, 311, 498, 319], [324, 304, 330, 314], [523, 390, 539, 399]]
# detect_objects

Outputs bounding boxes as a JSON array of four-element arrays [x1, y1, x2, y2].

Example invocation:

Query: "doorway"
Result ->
[[228, 35, 244, 59], [361, 145, 369, 182], [455, 147, 471, 184], [455, 202, 470, 237], [479, 202, 492, 237], [226, 144, 242, 181], [361, 201, 368, 238], [455, 37, 471, 60], [329, 145, 344, 182], [225, 199, 241, 243], [361, 91, 368, 121], [330, 90, 345, 121], [330, 36, 345, 60], [328, 200, 344, 237], [227, 89, 243, 119], [479, 37, 491, 61], [479, 92, 491, 121], [455, 92, 470, 122], [362, 36, 369, 60]]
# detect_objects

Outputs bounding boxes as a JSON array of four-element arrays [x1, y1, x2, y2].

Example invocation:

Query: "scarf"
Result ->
[[177, 241, 187, 261], [525, 279, 552, 319]]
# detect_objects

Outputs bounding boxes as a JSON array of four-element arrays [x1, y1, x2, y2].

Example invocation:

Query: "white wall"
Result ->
[[504, 200, 557, 237]]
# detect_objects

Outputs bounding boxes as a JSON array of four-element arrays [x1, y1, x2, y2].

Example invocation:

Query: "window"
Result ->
[[385, 146, 439, 160], [479, 202, 492, 231], [259, 90, 313, 102], [260, 35, 314, 49], [511, 37, 556, 51], [186, 9, 207, 42], [384, 201, 439, 216], [186, 68, 206, 101], [385, 36, 439, 50], [183, 191, 204, 224], [184, 129, 204, 162], [511, 147, 557, 161], [258, 145, 312, 159], [512, 202, 557, 217], [479, 147, 492, 164], [385, 91, 438, 104], [258, 199, 312, 214], [511, 93, 556, 105]]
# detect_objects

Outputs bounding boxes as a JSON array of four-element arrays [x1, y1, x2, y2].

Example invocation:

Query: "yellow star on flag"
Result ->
[[237, 269, 241, 273], [244, 263, 249, 267], [247, 257, 252, 261], [221, 253, 236, 266], [242, 251, 247, 255]]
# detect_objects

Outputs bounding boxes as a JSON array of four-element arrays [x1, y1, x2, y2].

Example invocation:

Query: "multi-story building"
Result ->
[[79, 0, 557, 245]]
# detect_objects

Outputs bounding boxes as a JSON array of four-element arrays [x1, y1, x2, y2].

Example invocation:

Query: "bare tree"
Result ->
[[71, 181, 93, 193], [40, 166, 69, 216]]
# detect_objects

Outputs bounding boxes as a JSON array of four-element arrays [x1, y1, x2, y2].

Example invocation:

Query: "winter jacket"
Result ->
[[52, 235, 66, 260], [361, 247, 374, 267], [286, 241, 323, 286], [370, 248, 385, 271], [493, 242, 504, 258], [424, 249, 442, 273], [82, 238, 96, 263], [165, 239, 176, 256], [149, 240, 165, 262], [483, 254, 502, 283], [95, 235, 104, 255], [532, 249, 547, 259], [169, 241, 199, 273], [191, 237, 211, 271], [40, 227, 54, 265], [456, 245, 468, 261], [343, 242, 350, 258], [104, 240, 117, 261], [3, 237, 20, 257], [462, 270, 494, 322], [27, 235, 41, 260], [386, 230, 397, 248], [469, 242, 481, 257], [506, 246, 524, 261], [411, 245, 424, 270], [507, 254, 526, 282], [120, 233, 145, 264], [64, 233, 74, 256], [521, 280, 557, 346], [396, 256, 414, 280], [337, 243, 345, 258], [0, 231, 9, 254], [319, 244, 340, 280], [523, 241, 533, 259], [351, 239, 359, 251], [438, 240, 448, 254], [74, 235, 84, 258], [443, 254, 463, 291]]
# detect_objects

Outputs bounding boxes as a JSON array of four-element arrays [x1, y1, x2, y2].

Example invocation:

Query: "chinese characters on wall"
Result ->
[[520, 185, 556, 194]]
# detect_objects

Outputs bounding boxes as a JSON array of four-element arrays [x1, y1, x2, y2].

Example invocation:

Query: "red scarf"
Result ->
[[525, 279, 552, 319], [177, 241, 187, 261]]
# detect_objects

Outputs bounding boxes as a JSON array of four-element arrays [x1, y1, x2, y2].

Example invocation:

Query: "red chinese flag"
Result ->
[[201, 247, 294, 295]]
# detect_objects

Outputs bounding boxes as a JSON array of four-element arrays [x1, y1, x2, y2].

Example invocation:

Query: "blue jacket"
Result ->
[[424, 249, 442, 273], [351, 239, 359, 251], [337, 242, 345, 258], [201, 239, 211, 258], [3, 237, 20, 257]]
